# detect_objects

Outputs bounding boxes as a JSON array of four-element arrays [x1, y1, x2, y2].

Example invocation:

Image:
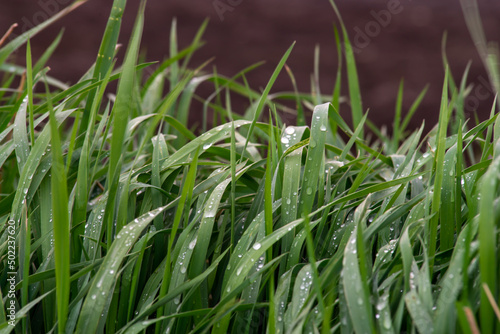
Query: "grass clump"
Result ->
[[0, 0, 499, 333]]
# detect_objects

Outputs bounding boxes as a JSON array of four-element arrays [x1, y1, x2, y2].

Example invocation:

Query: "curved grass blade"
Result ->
[[7, 108, 74, 234], [0, 1, 86, 66], [75, 206, 166, 333], [404, 290, 434, 334]]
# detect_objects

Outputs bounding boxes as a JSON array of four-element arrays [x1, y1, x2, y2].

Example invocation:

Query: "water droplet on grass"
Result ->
[[383, 317, 392, 329]]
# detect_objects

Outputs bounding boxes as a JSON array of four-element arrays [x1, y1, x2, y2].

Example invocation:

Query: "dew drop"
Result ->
[[383, 317, 392, 329]]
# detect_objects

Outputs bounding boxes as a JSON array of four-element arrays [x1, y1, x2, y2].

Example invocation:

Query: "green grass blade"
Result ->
[[240, 43, 295, 160], [478, 154, 500, 333], [391, 80, 404, 152], [440, 143, 457, 250], [26, 39, 35, 146], [48, 92, 70, 333], [104, 2, 144, 245], [429, 66, 450, 264], [328, 0, 364, 143], [13, 95, 30, 172], [342, 215, 375, 334], [75, 206, 166, 333], [298, 103, 328, 216], [79, 0, 127, 135], [0, 1, 86, 66]]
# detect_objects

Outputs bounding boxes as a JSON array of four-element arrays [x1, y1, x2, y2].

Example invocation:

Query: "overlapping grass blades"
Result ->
[[0, 0, 499, 333]]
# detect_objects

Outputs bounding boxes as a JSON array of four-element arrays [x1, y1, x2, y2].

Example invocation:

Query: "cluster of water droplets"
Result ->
[[374, 293, 393, 329], [204, 182, 226, 218], [281, 126, 298, 150], [178, 252, 188, 275], [85, 208, 105, 254], [296, 269, 313, 310]]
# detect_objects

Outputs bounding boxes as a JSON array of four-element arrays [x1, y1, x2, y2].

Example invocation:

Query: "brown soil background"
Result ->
[[1, 0, 500, 132]]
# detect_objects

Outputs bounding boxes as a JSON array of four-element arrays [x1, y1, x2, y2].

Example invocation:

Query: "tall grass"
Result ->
[[0, 0, 499, 333]]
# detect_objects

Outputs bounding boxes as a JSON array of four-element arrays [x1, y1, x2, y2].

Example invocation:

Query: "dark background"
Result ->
[[1, 0, 499, 132]]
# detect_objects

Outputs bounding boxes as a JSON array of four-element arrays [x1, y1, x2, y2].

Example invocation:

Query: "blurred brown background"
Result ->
[[1, 0, 499, 132]]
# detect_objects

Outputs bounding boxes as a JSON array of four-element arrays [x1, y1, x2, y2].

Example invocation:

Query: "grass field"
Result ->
[[0, 0, 499, 333]]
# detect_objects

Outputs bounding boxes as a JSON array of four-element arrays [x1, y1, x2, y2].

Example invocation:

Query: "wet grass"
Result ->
[[0, 0, 499, 333]]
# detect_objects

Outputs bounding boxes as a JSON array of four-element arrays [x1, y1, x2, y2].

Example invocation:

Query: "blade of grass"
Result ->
[[78, 0, 127, 136], [156, 147, 199, 331], [478, 153, 500, 333], [298, 103, 328, 216], [48, 84, 70, 333], [265, 116, 276, 334], [328, 0, 364, 144], [75, 206, 167, 333], [0, 1, 87, 66], [240, 43, 295, 161], [103, 2, 144, 246], [26, 39, 35, 146], [391, 80, 404, 152], [428, 66, 450, 266]]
